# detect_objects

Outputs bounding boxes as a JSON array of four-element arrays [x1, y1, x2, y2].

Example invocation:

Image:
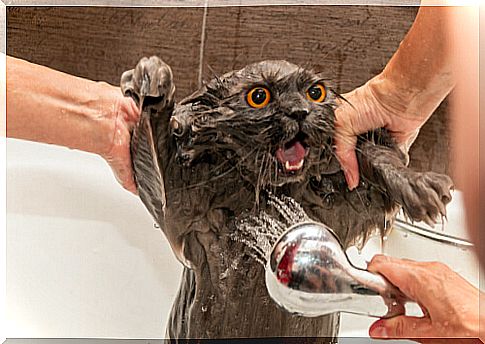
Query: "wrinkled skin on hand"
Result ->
[[368, 255, 482, 344], [334, 75, 425, 190], [99, 86, 140, 194]]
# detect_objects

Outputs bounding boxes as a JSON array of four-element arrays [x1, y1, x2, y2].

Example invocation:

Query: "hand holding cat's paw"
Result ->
[[335, 74, 432, 190], [101, 91, 140, 194]]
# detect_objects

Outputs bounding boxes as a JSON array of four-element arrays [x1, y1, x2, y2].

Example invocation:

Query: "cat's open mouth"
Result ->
[[275, 132, 310, 174]]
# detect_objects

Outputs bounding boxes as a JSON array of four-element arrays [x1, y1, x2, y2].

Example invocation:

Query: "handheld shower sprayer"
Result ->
[[264, 221, 410, 318]]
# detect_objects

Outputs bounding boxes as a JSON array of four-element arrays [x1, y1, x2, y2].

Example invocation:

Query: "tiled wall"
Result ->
[[6, 5, 451, 176]]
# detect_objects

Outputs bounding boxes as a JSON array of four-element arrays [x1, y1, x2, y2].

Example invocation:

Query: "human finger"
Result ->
[[367, 255, 426, 304], [334, 132, 359, 189], [107, 154, 138, 195], [369, 316, 433, 340]]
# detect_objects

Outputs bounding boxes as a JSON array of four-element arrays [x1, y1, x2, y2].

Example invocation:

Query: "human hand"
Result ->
[[333, 5, 456, 191], [334, 75, 423, 190], [367, 255, 482, 343], [96, 83, 140, 194], [6, 56, 141, 194]]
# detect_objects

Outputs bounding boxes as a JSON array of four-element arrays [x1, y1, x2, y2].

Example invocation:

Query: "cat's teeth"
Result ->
[[285, 159, 304, 171]]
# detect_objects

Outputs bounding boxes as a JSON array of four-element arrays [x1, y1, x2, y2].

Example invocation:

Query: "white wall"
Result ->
[[6, 139, 182, 338]]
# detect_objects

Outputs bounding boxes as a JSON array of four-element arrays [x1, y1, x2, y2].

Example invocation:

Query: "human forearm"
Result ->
[[376, 6, 455, 123], [7, 56, 140, 193], [7, 56, 120, 156]]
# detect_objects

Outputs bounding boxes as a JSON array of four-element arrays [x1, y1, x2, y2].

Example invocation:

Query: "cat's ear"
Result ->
[[180, 87, 209, 105], [180, 85, 223, 107], [181, 69, 232, 106]]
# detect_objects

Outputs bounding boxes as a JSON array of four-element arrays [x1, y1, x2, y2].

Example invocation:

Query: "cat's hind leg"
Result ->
[[121, 56, 175, 224]]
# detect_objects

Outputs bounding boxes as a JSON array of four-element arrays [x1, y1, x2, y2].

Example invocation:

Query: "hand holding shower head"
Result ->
[[265, 221, 409, 318], [233, 193, 414, 318]]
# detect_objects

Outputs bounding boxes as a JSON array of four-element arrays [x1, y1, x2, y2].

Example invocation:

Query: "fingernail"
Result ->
[[369, 321, 388, 338], [342, 168, 350, 183], [371, 326, 388, 338], [346, 170, 358, 190]]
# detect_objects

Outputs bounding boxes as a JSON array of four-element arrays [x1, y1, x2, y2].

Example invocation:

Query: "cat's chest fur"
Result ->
[[161, 137, 385, 270]]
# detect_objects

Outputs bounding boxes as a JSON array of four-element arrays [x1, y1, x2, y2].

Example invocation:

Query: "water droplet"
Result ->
[[403, 232, 408, 238], [233, 192, 310, 266], [231, 260, 238, 270], [153, 223, 160, 229], [201, 305, 208, 312], [219, 269, 228, 280]]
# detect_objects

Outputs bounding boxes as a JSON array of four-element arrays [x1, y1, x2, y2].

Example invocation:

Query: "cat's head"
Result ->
[[170, 60, 339, 187]]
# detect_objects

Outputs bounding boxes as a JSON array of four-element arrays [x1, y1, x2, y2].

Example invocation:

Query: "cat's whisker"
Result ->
[[271, 155, 279, 189], [254, 148, 265, 203], [168, 145, 259, 194], [354, 187, 373, 219], [201, 141, 254, 175], [261, 152, 272, 197], [260, 154, 269, 203]]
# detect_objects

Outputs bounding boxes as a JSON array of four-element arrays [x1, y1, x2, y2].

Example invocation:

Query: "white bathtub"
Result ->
[[6, 138, 480, 341]]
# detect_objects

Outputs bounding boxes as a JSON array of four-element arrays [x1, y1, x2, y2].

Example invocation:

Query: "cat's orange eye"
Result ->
[[247, 87, 271, 108], [306, 84, 326, 103]]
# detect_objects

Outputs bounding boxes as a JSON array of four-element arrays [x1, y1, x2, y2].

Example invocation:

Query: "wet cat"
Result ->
[[121, 56, 453, 342]]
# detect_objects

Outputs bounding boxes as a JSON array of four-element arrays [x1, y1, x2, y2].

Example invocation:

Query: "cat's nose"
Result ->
[[288, 109, 309, 121]]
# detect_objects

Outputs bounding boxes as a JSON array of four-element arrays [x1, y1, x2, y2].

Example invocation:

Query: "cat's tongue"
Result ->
[[276, 141, 306, 172]]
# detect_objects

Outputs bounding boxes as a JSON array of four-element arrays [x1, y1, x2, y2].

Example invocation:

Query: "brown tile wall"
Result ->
[[6, 5, 451, 176]]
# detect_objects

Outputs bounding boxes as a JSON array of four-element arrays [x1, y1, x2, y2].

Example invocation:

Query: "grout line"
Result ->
[[197, 0, 209, 88]]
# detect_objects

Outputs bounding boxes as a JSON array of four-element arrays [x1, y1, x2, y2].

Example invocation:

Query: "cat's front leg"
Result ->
[[359, 141, 453, 226], [121, 56, 175, 225]]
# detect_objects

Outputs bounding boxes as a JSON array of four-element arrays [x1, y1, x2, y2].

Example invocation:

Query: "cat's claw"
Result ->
[[386, 170, 453, 227]]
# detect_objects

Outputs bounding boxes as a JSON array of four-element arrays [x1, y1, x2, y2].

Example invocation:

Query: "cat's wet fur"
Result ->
[[121, 56, 453, 342]]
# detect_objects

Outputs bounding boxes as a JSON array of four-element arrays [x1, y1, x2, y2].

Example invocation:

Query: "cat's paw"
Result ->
[[386, 170, 453, 226], [120, 56, 175, 114]]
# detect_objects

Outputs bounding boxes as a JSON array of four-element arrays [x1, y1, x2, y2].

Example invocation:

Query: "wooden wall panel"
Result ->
[[202, 6, 415, 93], [7, 7, 204, 96]]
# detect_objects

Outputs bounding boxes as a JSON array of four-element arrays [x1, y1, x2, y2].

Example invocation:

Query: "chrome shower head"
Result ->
[[265, 221, 409, 318]]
